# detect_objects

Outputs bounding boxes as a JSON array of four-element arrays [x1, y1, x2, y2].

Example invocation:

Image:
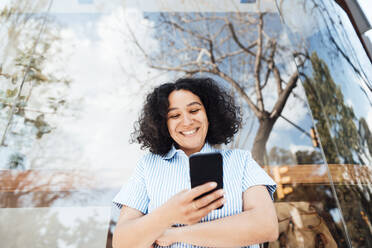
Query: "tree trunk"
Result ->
[[251, 116, 276, 166]]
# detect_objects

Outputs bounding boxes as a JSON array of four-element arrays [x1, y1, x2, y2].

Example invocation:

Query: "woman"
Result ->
[[113, 77, 278, 248]]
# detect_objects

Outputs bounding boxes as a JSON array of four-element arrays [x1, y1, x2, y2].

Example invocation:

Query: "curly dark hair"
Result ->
[[131, 77, 242, 155]]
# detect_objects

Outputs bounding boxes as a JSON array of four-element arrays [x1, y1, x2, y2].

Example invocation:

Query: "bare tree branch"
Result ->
[[216, 49, 245, 62], [254, 13, 265, 112], [227, 20, 259, 58], [208, 39, 216, 64], [261, 67, 271, 90], [270, 71, 299, 119], [124, 12, 310, 164], [211, 23, 228, 41], [163, 19, 210, 42], [261, 39, 276, 90], [213, 68, 262, 118]]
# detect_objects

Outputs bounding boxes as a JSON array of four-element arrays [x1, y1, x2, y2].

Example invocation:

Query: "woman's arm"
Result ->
[[156, 185, 278, 247], [112, 182, 225, 248]]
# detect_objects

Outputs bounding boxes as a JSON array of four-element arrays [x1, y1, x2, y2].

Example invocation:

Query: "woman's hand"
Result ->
[[160, 182, 225, 226], [155, 227, 178, 247]]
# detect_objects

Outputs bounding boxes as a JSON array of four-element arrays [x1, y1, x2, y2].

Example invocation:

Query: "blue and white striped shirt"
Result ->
[[113, 143, 276, 248]]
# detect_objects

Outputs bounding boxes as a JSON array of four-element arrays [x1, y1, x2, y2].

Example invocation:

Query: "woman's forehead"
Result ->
[[168, 89, 203, 108]]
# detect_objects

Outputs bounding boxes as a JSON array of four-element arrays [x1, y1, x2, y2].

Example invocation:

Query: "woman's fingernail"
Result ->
[[210, 182, 217, 187]]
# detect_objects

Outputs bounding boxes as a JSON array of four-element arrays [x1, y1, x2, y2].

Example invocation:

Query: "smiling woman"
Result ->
[[166, 90, 209, 156], [131, 78, 242, 156], [112, 77, 278, 248]]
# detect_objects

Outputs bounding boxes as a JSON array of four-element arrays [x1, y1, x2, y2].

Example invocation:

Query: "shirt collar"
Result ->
[[162, 142, 216, 160], [163, 145, 177, 160]]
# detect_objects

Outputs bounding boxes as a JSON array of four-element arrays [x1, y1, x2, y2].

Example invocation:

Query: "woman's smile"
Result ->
[[167, 89, 209, 156], [180, 127, 199, 136]]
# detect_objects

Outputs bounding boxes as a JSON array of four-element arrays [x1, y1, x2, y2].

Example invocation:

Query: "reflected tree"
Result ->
[[268, 146, 323, 165], [0, 209, 70, 247], [302, 52, 372, 247], [358, 117, 372, 158], [278, 0, 372, 95], [65, 213, 109, 248], [268, 146, 295, 165], [282, 184, 349, 247], [335, 184, 372, 247], [0, 170, 95, 208], [302, 52, 371, 165], [128, 10, 308, 165], [295, 150, 323, 164], [0, 1, 70, 169], [0, 205, 108, 248]]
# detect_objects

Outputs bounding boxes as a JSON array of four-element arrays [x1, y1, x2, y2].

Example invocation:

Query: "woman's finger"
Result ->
[[156, 239, 171, 247], [186, 196, 225, 224], [199, 196, 226, 217], [186, 182, 217, 200], [193, 188, 224, 209]]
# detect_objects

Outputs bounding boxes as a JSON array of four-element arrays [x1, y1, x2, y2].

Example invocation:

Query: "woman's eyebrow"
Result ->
[[187, 102, 202, 107], [168, 102, 202, 112]]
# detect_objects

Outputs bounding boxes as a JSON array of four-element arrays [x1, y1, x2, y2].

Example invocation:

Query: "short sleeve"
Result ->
[[242, 151, 277, 200], [112, 158, 149, 214]]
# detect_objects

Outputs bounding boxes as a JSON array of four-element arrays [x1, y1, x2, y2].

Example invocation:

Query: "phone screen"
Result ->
[[189, 152, 224, 209]]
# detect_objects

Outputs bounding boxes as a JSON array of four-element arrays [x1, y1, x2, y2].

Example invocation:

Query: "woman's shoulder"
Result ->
[[218, 147, 251, 159], [135, 152, 166, 169]]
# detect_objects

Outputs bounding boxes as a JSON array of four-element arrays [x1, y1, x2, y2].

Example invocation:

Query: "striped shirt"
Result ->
[[113, 143, 276, 248]]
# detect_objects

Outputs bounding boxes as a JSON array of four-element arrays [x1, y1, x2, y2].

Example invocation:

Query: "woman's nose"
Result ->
[[182, 114, 193, 125]]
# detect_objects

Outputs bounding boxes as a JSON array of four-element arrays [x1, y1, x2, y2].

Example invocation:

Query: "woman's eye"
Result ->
[[190, 109, 200, 114], [169, 114, 180, 119]]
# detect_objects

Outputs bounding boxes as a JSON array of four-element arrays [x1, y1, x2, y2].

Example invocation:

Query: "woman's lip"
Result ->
[[179, 127, 199, 135]]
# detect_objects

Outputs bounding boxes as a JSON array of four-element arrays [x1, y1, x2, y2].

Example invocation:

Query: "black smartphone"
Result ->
[[189, 152, 224, 209]]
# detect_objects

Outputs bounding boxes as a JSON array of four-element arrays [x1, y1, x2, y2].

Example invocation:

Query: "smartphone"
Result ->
[[189, 152, 224, 209]]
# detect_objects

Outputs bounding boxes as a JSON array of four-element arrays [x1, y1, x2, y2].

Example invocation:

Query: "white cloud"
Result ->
[[278, 0, 328, 38], [357, 0, 372, 24], [345, 99, 354, 109], [367, 108, 372, 131], [288, 144, 315, 154], [260, 68, 308, 131], [25, 8, 169, 170]]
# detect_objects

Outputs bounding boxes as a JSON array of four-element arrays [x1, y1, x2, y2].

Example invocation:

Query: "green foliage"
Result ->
[[295, 150, 323, 164], [301, 54, 372, 248], [268, 146, 323, 165], [358, 117, 372, 156], [0, 1, 70, 171], [8, 153, 25, 170], [268, 146, 295, 165], [6, 88, 17, 97], [303, 52, 362, 164]]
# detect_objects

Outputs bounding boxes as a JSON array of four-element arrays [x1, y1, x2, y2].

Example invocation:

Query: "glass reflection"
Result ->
[[119, 3, 350, 247], [0, 207, 110, 248], [277, 0, 372, 247], [0, 0, 52, 170], [0, 168, 120, 247], [2, 1, 168, 171], [2, 0, 371, 247], [135, 11, 314, 166]]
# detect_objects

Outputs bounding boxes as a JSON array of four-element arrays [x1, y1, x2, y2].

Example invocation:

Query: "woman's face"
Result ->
[[167, 89, 209, 156]]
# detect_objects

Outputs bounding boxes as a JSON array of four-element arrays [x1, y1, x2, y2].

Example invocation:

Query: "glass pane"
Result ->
[[0, 0, 127, 247], [277, 0, 372, 247], [130, 2, 349, 247], [0, 0, 51, 169], [2, 0, 367, 247]]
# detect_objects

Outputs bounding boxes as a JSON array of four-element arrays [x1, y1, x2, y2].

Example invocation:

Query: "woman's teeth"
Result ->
[[181, 128, 197, 135]]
